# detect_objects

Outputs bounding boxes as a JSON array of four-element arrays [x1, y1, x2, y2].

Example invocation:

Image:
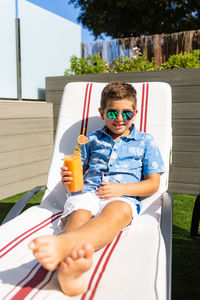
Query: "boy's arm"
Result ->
[[96, 173, 160, 200]]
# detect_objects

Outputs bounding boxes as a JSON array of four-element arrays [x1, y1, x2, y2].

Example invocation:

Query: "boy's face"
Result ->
[[99, 98, 138, 139]]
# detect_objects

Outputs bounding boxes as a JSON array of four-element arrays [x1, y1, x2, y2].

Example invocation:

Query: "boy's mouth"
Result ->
[[113, 123, 125, 129]]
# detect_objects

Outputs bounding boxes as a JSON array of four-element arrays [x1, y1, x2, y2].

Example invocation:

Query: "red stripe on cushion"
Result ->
[[29, 270, 55, 300], [0, 213, 62, 258], [140, 83, 145, 132], [80, 83, 89, 134], [89, 232, 123, 300], [11, 266, 50, 300], [81, 243, 111, 300], [2, 263, 40, 300], [84, 83, 93, 135], [144, 83, 149, 133], [0, 212, 62, 254]]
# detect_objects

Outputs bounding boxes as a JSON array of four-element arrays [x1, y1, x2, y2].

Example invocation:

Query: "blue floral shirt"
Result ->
[[81, 125, 164, 200]]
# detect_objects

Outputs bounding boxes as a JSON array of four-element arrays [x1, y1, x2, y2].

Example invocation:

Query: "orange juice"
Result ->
[[64, 154, 84, 195]]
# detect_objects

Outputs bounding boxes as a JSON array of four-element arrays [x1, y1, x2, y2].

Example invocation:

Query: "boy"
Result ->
[[29, 82, 164, 296]]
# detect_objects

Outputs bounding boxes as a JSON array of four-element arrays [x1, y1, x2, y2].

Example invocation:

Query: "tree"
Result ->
[[68, 0, 200, 38]]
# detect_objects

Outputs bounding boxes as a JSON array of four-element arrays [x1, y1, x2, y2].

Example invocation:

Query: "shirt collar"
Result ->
[[97, 124, 143, 141]]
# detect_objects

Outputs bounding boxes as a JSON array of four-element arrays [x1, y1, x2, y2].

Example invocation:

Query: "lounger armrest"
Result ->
[[161, 191, 173, 300], [2, 185, 46, 225]]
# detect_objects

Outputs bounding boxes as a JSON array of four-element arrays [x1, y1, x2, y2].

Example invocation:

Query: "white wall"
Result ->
[[0, 0, 17, 98], [18, 0, 81, 99]]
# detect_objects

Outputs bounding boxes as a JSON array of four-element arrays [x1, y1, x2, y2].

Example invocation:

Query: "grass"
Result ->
[[0, 190, 44, 224], [0, 192, 199, 299], [172, 194, 200, 300]]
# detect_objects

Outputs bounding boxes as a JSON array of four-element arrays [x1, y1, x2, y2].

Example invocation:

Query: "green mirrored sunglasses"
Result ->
[[106, 109, 135, 121]]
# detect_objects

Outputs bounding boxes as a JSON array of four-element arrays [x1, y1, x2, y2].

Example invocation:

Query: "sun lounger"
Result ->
[[0, 81, 172, 300]]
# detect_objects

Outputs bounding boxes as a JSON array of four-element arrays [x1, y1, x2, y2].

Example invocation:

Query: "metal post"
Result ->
[[15, 18, 22, 100]]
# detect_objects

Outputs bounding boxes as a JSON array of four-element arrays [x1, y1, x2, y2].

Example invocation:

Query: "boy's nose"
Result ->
[[116, 113, 123, 121]]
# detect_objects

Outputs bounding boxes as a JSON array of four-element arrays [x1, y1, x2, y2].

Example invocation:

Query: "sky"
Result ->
[[21, 0, 103, 44]]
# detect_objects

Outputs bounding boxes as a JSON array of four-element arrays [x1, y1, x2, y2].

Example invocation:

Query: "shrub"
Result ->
[[65, 50, 200, 75], [159, 50, 200, 69], [112, 53, 157, 72], [65, 54, 109, 75]]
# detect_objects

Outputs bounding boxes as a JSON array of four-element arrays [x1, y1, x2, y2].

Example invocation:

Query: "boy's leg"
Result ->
[[29, 201, 132, 270], [61, 209, 93, 233], [56, 201, 133, 296]]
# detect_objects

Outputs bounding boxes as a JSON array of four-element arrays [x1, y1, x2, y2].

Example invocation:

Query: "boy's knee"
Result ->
[[119, 202, 133, 220], [69, 209, 93, 223], [105, 201, 133, 222]]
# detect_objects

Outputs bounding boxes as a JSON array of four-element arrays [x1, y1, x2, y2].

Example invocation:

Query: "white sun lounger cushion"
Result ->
[[0, 82, 172, 300]]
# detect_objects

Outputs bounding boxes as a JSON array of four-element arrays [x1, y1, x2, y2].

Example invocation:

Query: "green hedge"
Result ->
[[65, 50, 200, 75]]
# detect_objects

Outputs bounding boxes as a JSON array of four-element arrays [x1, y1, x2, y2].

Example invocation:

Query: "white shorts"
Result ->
[[59, 191, 141, 230]]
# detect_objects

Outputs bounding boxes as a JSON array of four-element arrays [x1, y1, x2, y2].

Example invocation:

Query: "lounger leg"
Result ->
[[161, 192, 173, 300], [190, 195, 200, 237]]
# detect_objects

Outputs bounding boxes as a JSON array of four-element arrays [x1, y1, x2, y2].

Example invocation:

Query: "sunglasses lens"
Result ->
[[106, 110, 134, 120], [107, 110, 118, 119], [122, 111, 134, 120]]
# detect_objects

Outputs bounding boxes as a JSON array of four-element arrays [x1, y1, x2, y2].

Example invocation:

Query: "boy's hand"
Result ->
[[96, 182, 124, 200], [61, 166, 73, 187]]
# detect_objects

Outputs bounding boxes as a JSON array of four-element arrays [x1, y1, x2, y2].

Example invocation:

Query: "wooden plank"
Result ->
[[0, 160, 50, 187], [0, 101, 53, 119], [46, 91, 63, 105], [168, 182, 200, 195], [0, 174, 47, 200], [0, 145, 52, 170], [172, 103, 200, 119], [172, 151, 200, 168], [46, 68, 200, 91], [172, 119, 200, 135], [53, 118, 58, 134], [46, 86, 199, 105], [172, 136, 200, 152], [0, 118, 53, 136], [53, 104, 61, 120], [172, 86, 200, 103], [0, 132, 53, 153], [169, 167, 200, 185], [46, 76, 69, 92]]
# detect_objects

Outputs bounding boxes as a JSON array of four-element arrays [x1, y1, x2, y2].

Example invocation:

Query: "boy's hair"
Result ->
[[100, 81, 137, 110]]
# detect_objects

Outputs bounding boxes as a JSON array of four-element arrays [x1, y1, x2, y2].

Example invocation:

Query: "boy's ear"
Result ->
[[98, 108, 105, 120], [133, 109, 138, 122], [132, 109, 138, 121], [134, 109, 138, 115]]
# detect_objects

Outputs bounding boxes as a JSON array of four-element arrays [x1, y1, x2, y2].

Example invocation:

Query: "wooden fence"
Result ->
[[0, 100, 54, 199], [82, 30, 200, 66]]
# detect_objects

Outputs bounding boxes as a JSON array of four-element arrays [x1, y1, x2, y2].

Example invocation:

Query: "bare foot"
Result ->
[[58, 243, 94, 296], [28, 234, 74, 271]]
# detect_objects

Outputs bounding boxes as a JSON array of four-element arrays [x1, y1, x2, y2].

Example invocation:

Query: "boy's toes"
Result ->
[[77, 249, 85, 258], [28, 240, 36, 250], [83, 243, 94, 258], [65, 256, 73, 267], [42, 258, 59, 271], [70, 250, 79, 260], [29, 236, 49, 250], [44, 263, 57, 271]]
